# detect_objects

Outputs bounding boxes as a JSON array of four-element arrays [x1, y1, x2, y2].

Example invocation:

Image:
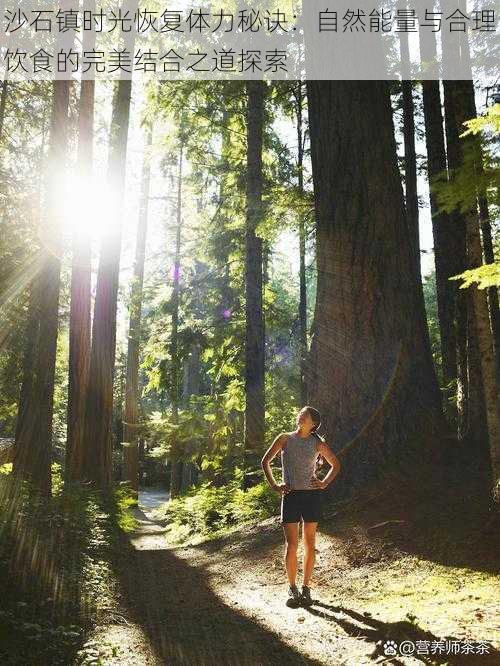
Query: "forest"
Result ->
[[0, 9, 500, 666]]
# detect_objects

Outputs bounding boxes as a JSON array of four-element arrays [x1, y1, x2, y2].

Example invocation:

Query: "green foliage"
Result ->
[[147, 386, 245, 478], [0, 478, 137, 664], [450, 263, 500, 290], [113, 486, 139, 532], [157, 473, 279, 545], [432, 104, 499, 220], [461, 104, 500, 136], [422, 271, 443, 386], [51, 462, 64, 496]]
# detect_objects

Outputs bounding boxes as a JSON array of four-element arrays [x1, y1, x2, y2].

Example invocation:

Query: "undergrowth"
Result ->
[[155, 471, 280, 544], [0, 465, 137, 665]]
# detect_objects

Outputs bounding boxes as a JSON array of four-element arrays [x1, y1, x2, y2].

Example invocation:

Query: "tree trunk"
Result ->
[[442, 80, 471, 440], [399, 30, 420, 284], [180, 343, 201, 492], [0, 75, 8, 143], [66, 72, 95, 482], [420, 78, 459, 414], [478, 169, 500, 384], [14, 78, 71, 495], [123, 124, 153, 496], [449, 77, 499, 489], [216, 105, 236, 318], [13, 107, 49, 487], [244, 80, 265, 488], [306, 80, 448, 498], [443, 81, 495, 453], [295, 81, 308, 406], [66, 0, 96, 483], [14, 285, 41, 477], [169, 142, 184, 500], [466, 212, 500, 494], [83, 75, 133, 489]]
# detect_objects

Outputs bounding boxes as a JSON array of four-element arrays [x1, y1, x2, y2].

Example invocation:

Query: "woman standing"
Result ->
[[261, 406, 341, 608]]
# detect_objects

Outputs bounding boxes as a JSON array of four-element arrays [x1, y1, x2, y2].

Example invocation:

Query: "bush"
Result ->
[[158, 474, 280, 544]]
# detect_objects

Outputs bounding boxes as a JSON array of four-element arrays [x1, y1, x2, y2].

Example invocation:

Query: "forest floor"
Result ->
[[81, 486, 500, 666]]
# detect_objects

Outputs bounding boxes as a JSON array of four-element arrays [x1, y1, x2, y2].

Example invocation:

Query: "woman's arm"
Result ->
[[311, 441, 341, 489], [261, 433, 290, 494]]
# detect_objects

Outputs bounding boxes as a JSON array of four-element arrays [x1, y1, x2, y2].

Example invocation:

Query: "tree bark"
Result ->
[[244, 80, 265, 488], [466, 211, 500, 493], [169, 141, 184, 500], [123, 124, 153, 495], [442, 80, 471, 440], [215, 105, 236, 318], [14, 78, 71, 495], [399, 30, 420, 285], [14, 285, 41, 477], [306, 80, 448, 498], [478, 168, 500, 383], [66, 0, 96, 483], [180, 343, 201, 492], [420, 79, 459, 412], [66, 74, 95, 483], [83, 75, 133, 489], [295, 81, 308, 406], [443, 79, 499, 497]]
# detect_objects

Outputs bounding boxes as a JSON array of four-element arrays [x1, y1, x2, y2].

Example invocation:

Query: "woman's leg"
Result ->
[[283, 523, 299, 586], [302, 521, 318, 587]]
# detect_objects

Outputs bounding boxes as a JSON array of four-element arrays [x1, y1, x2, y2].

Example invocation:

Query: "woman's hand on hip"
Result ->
[[274, 483, 291, 495], [310, 476, 326, 490]]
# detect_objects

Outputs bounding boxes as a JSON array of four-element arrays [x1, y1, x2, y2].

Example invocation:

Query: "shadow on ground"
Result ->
[[305, 600, 500, 665], [113, 507, 322, 666]]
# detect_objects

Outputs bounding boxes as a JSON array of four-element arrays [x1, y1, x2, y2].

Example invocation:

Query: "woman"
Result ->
[[261, 406, 341, 608]]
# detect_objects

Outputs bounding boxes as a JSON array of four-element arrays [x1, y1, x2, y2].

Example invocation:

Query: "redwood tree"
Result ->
[[123, 123, 153, 494], [66, 16, 96, 481], [243, 80, 266, 485], [169, 141, 185, 500], [14, 78, 71, 495], [443, 79, 499, 491], [294, 81, 309, 406], [306, 80, 448, 497], [83, 76, 133, 488]]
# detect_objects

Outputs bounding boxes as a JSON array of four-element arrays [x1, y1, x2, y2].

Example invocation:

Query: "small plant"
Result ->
[[157, 475, 280, 544]]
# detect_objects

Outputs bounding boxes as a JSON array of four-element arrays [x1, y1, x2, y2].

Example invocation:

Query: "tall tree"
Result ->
[[399, 28, 420, 283], [83, 73, 134, 488], [123, 123, 153, 495], [441, 2, 494, 456], [418, 14, 459, 418], [244, 80, 266, 486], [180, 342, 201, 492], [169, 140, 185, 500], [306, 80, 448, 496], [478, 195, 500, 381], [66, 12, 96, 481], [443, 77, 500, 492], [294, 81, 308, 405], [442, 80, 471, 441], [14, 77, 72, 494]]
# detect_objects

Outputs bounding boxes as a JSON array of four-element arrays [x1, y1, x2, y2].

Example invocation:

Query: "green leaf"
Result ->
[[450, 263, 500, 290]]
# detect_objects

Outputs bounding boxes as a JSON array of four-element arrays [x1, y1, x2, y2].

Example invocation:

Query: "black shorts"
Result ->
[[280, 489, 323, 524]]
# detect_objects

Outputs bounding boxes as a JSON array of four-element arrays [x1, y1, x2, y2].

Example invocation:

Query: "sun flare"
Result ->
[[59, 170, 116, 242]]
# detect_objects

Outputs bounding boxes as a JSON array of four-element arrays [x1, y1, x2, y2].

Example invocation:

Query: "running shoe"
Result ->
[[300, 585, 313, 606], [286, 584, 301, 608]]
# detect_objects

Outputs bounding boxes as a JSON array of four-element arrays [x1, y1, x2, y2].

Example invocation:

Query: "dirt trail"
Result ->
[[82, 489, 500, 666]]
